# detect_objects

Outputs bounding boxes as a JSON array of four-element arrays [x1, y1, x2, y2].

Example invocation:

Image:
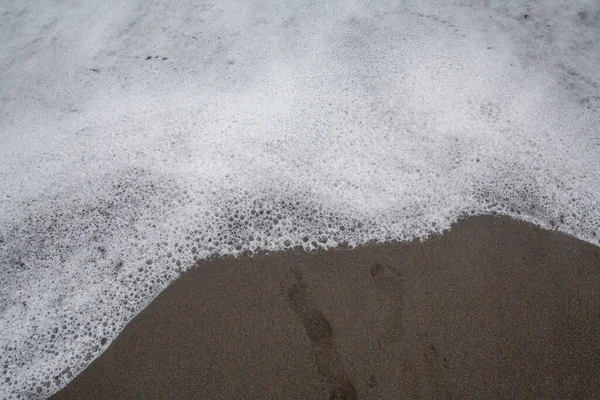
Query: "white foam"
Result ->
[[1, 0, 599, 397]]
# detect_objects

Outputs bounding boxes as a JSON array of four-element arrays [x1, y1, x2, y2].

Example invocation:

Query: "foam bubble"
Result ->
[[1, 0, 600, 398]]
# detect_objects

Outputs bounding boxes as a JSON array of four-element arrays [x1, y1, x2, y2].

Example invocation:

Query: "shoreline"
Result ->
[[51, 215, 600, 399]]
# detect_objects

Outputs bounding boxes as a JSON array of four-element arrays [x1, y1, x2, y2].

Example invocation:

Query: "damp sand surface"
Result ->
[[51, 216, 600, 399]]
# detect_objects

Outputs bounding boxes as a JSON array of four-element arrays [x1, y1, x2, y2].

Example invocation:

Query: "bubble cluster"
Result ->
[[1, 0, 600, 398]]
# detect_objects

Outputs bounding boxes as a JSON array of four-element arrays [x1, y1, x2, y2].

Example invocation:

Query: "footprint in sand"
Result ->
[[283, 269, 357, 400], [371, 263, 405, 352]]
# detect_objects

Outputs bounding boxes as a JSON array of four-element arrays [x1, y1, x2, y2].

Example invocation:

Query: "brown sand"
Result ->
[[51, 216, 600, 399]]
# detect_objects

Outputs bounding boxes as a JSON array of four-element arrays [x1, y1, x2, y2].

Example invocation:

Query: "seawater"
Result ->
[[1, 1, 599, 398]]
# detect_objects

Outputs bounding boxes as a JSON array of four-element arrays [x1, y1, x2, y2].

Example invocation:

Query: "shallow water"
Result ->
[[1, 1, 599, 398]]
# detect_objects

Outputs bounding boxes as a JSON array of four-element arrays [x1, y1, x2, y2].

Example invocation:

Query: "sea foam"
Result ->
[[1, 0, 599, 398]]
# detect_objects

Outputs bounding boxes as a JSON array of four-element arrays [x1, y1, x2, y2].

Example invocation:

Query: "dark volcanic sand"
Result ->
[[51, 216, 600, 399]]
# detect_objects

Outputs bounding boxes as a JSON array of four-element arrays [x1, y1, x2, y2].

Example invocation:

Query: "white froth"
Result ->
[[1, 0, 599, 397]]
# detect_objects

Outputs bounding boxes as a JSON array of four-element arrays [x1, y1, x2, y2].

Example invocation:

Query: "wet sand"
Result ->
[[51, 216, 600, 399]]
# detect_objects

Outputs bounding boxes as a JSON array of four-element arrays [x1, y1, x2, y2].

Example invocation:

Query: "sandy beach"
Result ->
[[50, 216, 600, 399], [3, 2, 600, 398]]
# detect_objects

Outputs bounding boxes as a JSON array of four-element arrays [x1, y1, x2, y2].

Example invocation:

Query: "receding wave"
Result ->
[[1, 1, 599, 398]]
